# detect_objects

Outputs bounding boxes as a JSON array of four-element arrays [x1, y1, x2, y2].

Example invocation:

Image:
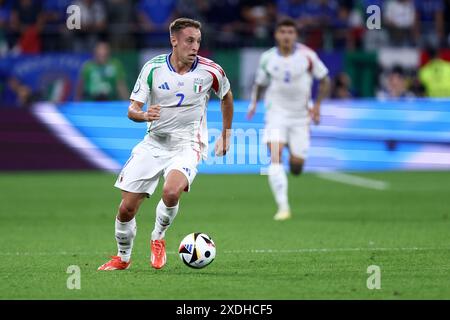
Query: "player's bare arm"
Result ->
[[247, 84, 266, 120], [215, 89, 234, 156], [310, 75, 331, 125], [127, 100, 160, 122]]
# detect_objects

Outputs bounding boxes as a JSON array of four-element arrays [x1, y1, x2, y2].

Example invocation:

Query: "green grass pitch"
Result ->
[[0, 170, 449, 299]]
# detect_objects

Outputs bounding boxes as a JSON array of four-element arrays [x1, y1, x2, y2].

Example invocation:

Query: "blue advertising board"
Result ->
[[33, 99, 450, 173]]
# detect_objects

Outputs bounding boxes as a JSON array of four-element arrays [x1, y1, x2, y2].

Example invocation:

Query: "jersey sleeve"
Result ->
[[255, 53, 271, 86], [130, 63, 152, 103], [207, 64, 231, 100], [215, 72, 231, 99], [310, 51, 329, 80]]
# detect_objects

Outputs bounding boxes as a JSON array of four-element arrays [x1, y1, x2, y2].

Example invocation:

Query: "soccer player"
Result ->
[[247, 18, 330, 221], [98, 18, 233, 270]]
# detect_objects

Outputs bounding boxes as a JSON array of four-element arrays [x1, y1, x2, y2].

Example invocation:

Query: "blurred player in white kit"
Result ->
[[247, 18, 330, 221]]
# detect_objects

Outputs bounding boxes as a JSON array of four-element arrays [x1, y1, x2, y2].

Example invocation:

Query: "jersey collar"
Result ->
[[166, 52, 199, 73], [276, 44, 298, 57], [166, 53, 175, 72]]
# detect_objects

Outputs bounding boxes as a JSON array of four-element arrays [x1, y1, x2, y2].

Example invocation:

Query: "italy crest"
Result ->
[[193, 78, 203, 93]]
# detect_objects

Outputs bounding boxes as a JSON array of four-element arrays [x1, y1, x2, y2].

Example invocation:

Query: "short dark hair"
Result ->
[[276, 18, 297, 31], [391, 65, 405, 76], [169, 18, 202, 35]]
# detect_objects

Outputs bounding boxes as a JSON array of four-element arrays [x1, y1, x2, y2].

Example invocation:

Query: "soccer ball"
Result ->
[[178, 232, 216, 268]]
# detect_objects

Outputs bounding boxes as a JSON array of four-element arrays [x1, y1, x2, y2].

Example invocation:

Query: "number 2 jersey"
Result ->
[[255, 43, 329, 124], [130, 53, 230, 159]]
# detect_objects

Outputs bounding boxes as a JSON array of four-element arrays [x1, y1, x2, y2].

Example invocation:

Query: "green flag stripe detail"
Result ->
[[147, 67, 160, 92], [137, 55, 166, 79]]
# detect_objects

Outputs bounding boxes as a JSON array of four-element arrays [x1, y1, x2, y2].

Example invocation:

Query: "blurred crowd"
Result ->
[[1, 0, 450, 106], [0, 0, 450, 53]]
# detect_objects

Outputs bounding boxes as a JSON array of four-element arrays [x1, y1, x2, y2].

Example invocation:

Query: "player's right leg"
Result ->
[[264, 117, 291, 220], [267, 141, 291, 221], [98, 191, 146, 271], [98, 140, 163, 271], [263, 113, 291, 220]]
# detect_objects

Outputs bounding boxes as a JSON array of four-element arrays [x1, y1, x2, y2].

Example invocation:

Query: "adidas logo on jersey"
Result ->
[[158, 82, 170, 90]]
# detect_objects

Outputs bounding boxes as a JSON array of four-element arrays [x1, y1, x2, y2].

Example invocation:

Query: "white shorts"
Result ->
[[114, 137, 200, 196], [263, 113, 310, 159]]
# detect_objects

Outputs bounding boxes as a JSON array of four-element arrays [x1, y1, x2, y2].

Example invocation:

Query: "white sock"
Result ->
[[268, 163, 290, 212], [115, 217, 136, 263], [151, 199, 179, 240]]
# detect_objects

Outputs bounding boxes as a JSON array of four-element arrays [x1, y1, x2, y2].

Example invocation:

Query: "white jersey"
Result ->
[[130, 53, 230, 159], [255, 43, 328, 122]]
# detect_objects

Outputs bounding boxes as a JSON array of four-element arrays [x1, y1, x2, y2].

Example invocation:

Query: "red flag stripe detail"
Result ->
[[198, 60, 224, 76], [198, 59, 225, 76], [198, 57, 221, 67], [206, 70, 219, 93], [306, 56, 313, 73]]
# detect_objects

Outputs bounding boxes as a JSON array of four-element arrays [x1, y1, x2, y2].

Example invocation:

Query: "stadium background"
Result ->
[[0, 0, 450, 300]]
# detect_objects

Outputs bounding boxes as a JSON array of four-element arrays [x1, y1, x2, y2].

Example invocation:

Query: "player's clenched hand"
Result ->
[[246, 102, 257, 120], [309, 103, 321, 125], [144, 104, 160, 121], [215, 131, 231, 157]]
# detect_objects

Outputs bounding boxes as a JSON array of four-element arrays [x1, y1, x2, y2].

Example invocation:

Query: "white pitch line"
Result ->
[[0, 247, 447, 256], [222, 247, 445, 254], [316, 171, 390, 190]]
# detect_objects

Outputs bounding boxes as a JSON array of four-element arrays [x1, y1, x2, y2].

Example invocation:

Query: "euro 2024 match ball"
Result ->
[[178, 232, 216, 268]]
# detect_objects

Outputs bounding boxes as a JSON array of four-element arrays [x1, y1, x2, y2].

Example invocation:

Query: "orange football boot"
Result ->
[[151, 239, 166, 269], [97, 256, 131, 271]]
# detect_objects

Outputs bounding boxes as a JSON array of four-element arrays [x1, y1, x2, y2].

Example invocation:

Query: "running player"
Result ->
[[247, 18, 330, 221], [98, 18, 234, 270]]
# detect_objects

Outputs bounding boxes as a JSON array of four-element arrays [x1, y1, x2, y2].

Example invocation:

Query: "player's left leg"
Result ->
[[287, 122, 310, 175], [289, 155, 305, 176], [151, 170, 188, 242], [150, 170, 188, 269], [279, 123, 310, 220], [150, 150, 198, 269]]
